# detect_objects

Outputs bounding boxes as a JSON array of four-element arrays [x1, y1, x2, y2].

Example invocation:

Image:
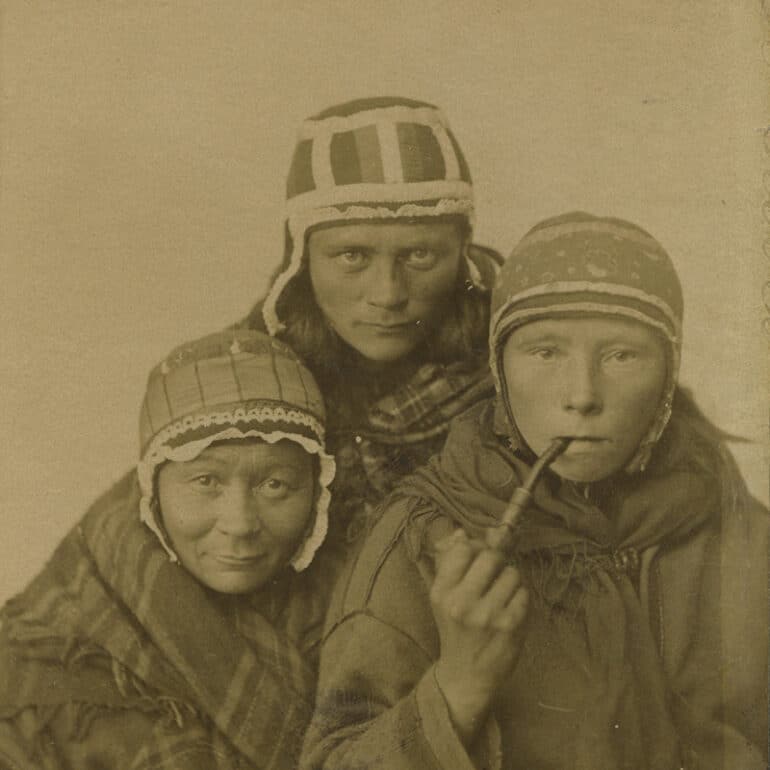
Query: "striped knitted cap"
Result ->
[[263, 96, 478, 335], [490, 212, 683, 472], [137, 329, 334, 571]]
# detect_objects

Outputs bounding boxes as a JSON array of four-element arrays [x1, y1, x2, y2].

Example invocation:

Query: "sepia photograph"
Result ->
[[0, 2, 767, 767]]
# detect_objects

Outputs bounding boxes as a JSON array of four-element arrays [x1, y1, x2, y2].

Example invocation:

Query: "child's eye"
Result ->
[[191, 474, 219, 489], [333, 251, 368, 270], [606, 349, 637, 363], [403, 249, 438, 270]]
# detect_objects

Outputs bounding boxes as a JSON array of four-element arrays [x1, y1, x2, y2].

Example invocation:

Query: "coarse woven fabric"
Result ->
[[0, 472, 339, 770], [243, 298, 496, 550], [262, 96, 486, 336], [301, 392, 768, 770]]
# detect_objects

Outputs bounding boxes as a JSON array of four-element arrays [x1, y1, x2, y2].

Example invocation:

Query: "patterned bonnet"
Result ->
[[137, 329, 335, 571], [490, 212, 684, 473], [262, 96, 486, 335]]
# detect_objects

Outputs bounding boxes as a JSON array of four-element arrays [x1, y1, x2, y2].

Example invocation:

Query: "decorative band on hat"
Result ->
[[491, 283, 682, 346], [153, 405, 324, 451]]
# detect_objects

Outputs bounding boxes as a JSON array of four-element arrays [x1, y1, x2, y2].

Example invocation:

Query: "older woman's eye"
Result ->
[[259, 478, 290, 499]]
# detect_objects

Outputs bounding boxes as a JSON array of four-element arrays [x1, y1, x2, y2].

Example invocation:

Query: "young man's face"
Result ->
[[307, 220, 464, 363], [157, 438, 315, 594], [501, 316, 667, 482]]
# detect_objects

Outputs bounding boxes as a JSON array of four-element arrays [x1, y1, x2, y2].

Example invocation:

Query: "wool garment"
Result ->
[[262, 96, 485, 337], [0, 328, 341, 768], [301, 395, 768, 770], [0, 473, 339, 770]]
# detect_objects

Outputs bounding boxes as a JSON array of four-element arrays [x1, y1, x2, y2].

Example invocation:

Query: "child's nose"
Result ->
[[561, 360, 603, 415], [365, 258, 408, 310], [216, 486, 262, 537]]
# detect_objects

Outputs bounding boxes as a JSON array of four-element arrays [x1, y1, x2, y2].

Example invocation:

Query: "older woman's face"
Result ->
[[307, 220, 464, 363], [501, 316, 667, 482], [157, 439, 314, 594]]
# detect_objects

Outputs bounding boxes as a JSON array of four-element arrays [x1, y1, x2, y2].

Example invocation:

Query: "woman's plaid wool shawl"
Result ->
[[0, 472, 331, 769]]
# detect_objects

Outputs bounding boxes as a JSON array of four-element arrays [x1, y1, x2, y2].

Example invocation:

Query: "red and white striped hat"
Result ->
[[262, 96, 481, 335]]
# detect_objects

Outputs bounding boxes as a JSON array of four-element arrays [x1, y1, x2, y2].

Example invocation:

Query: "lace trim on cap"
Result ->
[[137, 428, 335, 573], [143, 404, 325, 459], [264, 197, 476, 336], [284, 180, 474, 214]]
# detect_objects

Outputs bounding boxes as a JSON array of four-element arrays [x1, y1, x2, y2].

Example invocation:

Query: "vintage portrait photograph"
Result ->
[[1, 1, 767, 768]]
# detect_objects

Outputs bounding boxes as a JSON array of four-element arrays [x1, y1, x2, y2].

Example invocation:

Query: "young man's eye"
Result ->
[[530, 347, 557, 360], [403, 249, 438, 270], [333, 251, 368, 270]]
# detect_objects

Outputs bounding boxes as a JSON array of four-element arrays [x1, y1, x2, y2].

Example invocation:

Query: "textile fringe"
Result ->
[[111, 659, 199, 729]]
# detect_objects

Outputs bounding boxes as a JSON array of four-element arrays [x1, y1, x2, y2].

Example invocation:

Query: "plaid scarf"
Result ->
[[325, 359, 494, 545], [0, 473, 333, 769]]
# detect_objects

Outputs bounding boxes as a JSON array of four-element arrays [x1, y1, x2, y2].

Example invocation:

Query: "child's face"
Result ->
[[307, 220, 464, 363], [501, 316, 667, 482], [157, 438, 315, 594]]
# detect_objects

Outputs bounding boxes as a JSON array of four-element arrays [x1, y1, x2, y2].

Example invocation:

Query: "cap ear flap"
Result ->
[[289, 450, 334, 572]]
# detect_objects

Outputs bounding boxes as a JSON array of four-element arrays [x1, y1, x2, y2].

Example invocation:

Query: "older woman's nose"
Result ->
[[561, 360, 603, 415], [366, 259, 408, 309], [216, 487, 262, 536]]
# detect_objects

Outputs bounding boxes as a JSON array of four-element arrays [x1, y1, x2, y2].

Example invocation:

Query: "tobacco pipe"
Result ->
[[486, 437, 571, 553]]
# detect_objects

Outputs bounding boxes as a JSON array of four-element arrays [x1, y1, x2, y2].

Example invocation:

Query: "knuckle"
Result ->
[[479, 548, 504, 568], [502, 565, 521, 587]]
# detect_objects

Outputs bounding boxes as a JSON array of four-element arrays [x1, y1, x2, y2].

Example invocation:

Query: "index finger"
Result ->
[[432, 532, 476, 591]]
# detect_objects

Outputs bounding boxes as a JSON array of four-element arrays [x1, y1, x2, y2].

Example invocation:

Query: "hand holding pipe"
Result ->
[[486, 437, 571, 554]]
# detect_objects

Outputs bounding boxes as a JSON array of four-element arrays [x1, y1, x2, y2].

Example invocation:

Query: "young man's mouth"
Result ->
[[360, 320, 418, 334]]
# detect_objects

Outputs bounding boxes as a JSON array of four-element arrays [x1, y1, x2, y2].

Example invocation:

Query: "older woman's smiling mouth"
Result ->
[[213, 554, 265, 567]]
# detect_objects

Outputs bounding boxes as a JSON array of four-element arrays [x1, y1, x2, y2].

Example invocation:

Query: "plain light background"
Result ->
[[1, 1, 767, 603]]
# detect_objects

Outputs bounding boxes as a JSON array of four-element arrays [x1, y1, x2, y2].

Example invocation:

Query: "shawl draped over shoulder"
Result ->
[[302, 396, 768, 770], [0, 473, 335, 770]]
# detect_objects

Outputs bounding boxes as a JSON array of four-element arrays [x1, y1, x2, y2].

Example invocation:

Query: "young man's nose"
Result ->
[[561, 360, 603, 415], [216, 487, 262, 537], [365, 258, 408, 309]]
